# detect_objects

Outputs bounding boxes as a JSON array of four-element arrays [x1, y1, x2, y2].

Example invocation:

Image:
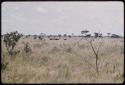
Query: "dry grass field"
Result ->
[[1, 37, 124, 83]]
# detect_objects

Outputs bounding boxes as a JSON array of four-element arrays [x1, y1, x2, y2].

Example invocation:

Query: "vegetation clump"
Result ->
[[3, 31, 22, 56], [24, 42, 32, 54]]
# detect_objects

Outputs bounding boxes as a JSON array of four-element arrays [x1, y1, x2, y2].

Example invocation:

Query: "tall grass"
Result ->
[[1, 37, 124, 83]]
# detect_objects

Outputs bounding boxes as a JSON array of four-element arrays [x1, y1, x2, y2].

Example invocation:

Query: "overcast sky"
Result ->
[[2, 1, 124, 36]]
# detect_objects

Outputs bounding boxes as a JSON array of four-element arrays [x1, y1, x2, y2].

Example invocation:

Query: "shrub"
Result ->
[[41, 56, 49, 65], [38, 36, 43, 40], [1, 62, 8, 72], [23, 42, 32, 54], [34, 35, 37, 39], [3, 31, 22, 56], [1, 55, 8, 72]]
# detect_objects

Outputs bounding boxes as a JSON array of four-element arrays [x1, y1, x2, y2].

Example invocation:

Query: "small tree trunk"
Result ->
[[96, 56, 99, 75], [90, 41, 99, 75], [9, 44, 15, 56]]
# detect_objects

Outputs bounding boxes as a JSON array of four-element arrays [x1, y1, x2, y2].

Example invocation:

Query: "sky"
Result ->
[[2, 1, 124, 36]]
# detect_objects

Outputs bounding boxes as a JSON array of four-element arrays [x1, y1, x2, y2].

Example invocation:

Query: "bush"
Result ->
[[34, 35, 37, 39], [38, 36, 43, 40], [1, 56, 8, 72], [24, 42, 32, 54], [1, 62, 8, 71], [3, 31, 22, 56], [41, 56, 49, 65]]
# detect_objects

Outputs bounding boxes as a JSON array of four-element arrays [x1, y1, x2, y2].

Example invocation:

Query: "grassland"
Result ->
[[1, 37, 124, 83]]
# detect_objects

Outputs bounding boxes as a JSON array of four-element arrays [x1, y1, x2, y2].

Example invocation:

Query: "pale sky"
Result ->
[[2, 1, 124, 36]]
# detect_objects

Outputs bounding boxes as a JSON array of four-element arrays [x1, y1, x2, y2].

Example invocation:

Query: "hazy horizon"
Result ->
[[2, 1, 124, 36]]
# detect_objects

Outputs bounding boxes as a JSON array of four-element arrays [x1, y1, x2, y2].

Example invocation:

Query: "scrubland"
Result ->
[[1, 37, 124, 83]]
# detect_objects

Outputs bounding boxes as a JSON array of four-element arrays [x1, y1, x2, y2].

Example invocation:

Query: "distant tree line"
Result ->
[[2, 30, 122, 42]]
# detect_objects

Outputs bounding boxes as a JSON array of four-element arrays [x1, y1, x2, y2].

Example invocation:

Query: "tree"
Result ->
[[63, 34, 67, 37], [86, 34, 91, 38], [48, 35, 51, 38], [58, 34, 61, 39], [68, 35, 71, 38], [3, 31, 22, 56], [77, 30, 103, 75], [81, 30, 89, 37], [40, 33, 46, 39], [38, 35, 43, 40], [107, 33, 111, 37], [89, 40, 103, 75], [34, 35, 37, 39], [94, 32, 99, 38], [74, 30, 90, 46], [63, 34, 67, 40], [111, 34, 121, 38], [80, 30, 89, 40]]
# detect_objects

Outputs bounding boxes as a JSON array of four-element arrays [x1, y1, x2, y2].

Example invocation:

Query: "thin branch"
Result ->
[[89, 41, 98, 58], [97, 41, 103, 56]]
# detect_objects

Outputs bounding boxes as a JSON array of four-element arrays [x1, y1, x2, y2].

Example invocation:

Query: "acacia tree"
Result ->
[[77, 30, 103, 75], [89, 39, 103, 75], [3, 31, 22, 56], [81, 30, 89, 38], [83, 31, 103, 75], [78, 30, 89, 43], [94, 32, 103, 38]]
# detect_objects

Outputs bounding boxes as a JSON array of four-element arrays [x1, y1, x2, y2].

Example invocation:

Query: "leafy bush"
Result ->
[[3, 31, 22, 56]]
